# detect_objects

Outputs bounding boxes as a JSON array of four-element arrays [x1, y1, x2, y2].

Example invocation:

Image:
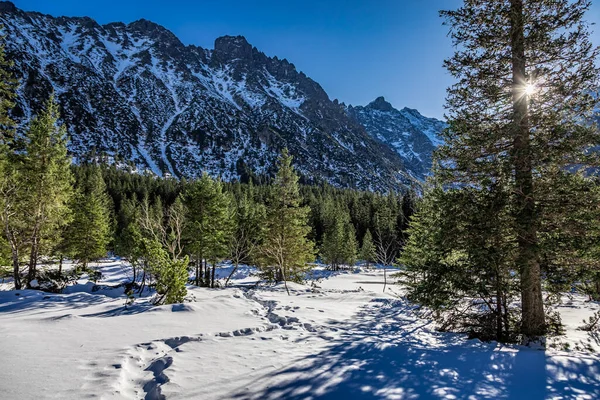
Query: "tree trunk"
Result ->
[[510, 0, 545, 338], [204, 259, 210, 287], [503, 292, 510, 337], [139, 263, 147, 295], [195, 253, 201, 286], [200, 256, 205, 286], [281, 265, 290, 296], [27, 235, 39, 287], [131, 261, 137, 284], [225, 261, 239, 287], [211, 261, 216, 288], [59, 255, 63, 276], [9, 236, 20, 290], [496, 269, 503, 342]]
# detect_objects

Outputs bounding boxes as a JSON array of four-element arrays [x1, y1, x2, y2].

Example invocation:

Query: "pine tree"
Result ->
[[400, 181, 517, 341], [153, 248, 189, 305], [344, 223, 358, 268], [136, 196, 188, 302], [183, 173, 233, 288], [115, 196, 144, 283], [360, 229, 376, 268], [226, 184, 266, 286], [64, 166, 111, 269], [321, 203, 357, 270], [0, 26, 16, 144], [403, 0, 599, 339], [262, 149, 315, 294], [0, 32, 21, 288], [19, 95, 73, 286], [136, 237, 188, 305]]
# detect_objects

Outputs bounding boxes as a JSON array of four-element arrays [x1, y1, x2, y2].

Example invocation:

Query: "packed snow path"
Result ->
[[1, 262, 600, 399]]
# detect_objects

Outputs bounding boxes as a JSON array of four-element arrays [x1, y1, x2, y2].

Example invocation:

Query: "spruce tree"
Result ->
[[400, 181, 517, 341], [262, 149, 315, 294], [0, 27, 16, 144], [226, 185, 266, 286], [64, 166, 111, 269], [183, 173, 233, 287], [115, 196, 144, 283], [321, 203, 357, 270], [0, 31, 21, 288], [344, 223, 358, 268], [360, 229, 376, 268], [403, 0, 599, 339], [19, 95, 73, 286]]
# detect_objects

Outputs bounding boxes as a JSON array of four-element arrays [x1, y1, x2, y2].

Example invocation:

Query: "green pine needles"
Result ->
[[401, 0, 600, 342]]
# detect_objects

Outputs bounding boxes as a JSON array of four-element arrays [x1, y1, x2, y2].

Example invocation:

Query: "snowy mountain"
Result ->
[[347, 97, 446, 179], [0, 1, 443, 190]]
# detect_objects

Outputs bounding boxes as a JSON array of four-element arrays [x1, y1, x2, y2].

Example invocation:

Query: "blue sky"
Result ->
[[10, 0, 600, 119]]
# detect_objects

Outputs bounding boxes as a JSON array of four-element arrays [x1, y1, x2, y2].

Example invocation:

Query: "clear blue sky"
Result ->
[[10, 0, 600, 119]]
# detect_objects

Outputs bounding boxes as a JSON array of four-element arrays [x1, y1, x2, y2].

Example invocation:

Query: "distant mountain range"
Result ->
[[0, 1, 445, 190], [347, 97, 445, 179]]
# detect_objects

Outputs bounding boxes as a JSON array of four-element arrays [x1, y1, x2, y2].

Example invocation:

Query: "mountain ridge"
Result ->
[[0, 1, 444, 189], [347, 96, 445, 179]]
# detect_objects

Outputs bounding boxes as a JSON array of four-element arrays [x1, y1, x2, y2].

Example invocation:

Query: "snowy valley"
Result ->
[[1, 0, 600, 399], [2, 261, 600, 399]]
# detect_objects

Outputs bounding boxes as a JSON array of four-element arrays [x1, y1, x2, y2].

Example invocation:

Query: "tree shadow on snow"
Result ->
[[0, 291, 113, 316], [227, 298, 600, 399], [80, 302, 156, 318]]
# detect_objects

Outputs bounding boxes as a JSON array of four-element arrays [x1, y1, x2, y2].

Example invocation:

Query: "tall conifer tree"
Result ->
[[0, 30, 21, 288], [226, 185, 266, 286], [321, 203, 357, 270], [360, 229, 376, 268], [183, 173, 233, 287], [20, 95, 73, 286], [64, 166, 112, 269], [403, 0, 599, 340], [262, 149, 314, 294]]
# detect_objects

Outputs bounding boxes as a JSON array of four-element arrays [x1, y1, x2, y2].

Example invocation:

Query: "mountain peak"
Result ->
[[401, 107, 421, 116], [214, 35, 253, 61], [367, 96, 394, 112], [0, 1, 17, 12], [128, 18, 170, 34]]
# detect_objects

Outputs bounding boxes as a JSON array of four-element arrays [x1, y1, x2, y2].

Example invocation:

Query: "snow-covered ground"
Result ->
[[1, 261, 600, 399]]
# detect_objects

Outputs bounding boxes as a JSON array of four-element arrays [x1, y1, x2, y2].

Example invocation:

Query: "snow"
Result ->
[[2, 262, 600, 399], [57, 24, 82, 63], [135, 137, 163, 176], [399, 108, 446, 147], [264, 71, 306, 111], [158, 111, 181, 177]]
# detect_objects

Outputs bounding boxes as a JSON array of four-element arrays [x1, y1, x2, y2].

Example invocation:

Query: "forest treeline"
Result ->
[[0, 21, 416, 305], [0, 93, 416, 303]]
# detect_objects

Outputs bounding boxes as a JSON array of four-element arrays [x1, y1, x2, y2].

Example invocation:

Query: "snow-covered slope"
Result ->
[[348, 97, 447, 179], [1, 261, 600, 399], [0, 1, 413, 191]]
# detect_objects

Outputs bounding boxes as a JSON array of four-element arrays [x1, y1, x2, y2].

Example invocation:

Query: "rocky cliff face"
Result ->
[[0, 1, 443, 190], [347, 97, 446, 179]]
